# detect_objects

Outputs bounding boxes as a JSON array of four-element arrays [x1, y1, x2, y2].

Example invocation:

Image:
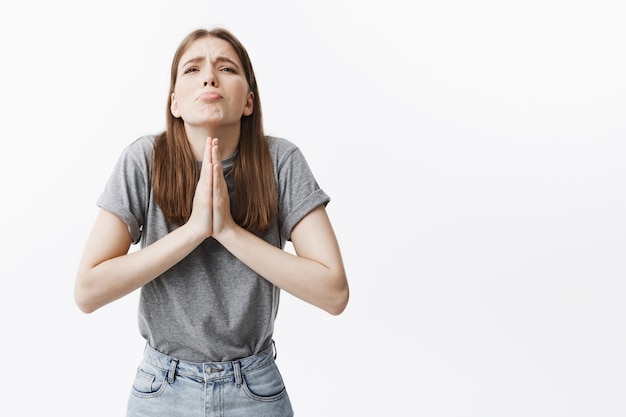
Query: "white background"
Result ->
[[1, 0, 625, 416]]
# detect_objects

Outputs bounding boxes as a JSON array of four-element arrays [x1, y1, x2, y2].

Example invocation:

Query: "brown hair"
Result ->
[[151, 28, 277, 233]]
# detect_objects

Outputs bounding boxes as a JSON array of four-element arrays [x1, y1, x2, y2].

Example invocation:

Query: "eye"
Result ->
[[183, 66, 199, 74], [219, 66, 236, 73]]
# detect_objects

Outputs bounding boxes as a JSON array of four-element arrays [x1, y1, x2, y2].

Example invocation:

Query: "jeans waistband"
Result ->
[[142, 342, 276, 382]]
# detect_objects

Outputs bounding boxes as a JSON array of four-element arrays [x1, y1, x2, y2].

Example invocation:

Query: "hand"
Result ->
[[188, 137, 216, 239], [210, 138, 236, 238], [188, 137, 236, 241]]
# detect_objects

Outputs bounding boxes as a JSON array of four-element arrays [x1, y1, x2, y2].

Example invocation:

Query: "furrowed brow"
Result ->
[[181, 56, 205, 68], [215, 56, 241, 69]]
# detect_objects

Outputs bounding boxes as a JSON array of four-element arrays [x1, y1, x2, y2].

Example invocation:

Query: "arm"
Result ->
[[209, 140, 349, 315], [76, 138, 348, 315], [74, 140, 217, 314], [74, 209, 205, 313], [203, 141, 349, 315], [214, 205, 349, 315]]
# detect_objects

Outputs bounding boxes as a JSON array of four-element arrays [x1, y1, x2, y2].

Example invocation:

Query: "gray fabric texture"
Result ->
[[97, 135, 329, 362]]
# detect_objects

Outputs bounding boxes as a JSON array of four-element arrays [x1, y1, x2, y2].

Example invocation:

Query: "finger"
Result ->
[[201, 137, 213, 176], [212, 146, 227, 202], [213, 162, 226, 208], [202, 138, 214, 203], [205, 137, 213, 162], [211, 138, 221, 169]]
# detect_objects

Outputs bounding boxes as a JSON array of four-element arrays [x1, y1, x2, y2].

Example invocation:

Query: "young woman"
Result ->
[[74, 27, 349, 416]]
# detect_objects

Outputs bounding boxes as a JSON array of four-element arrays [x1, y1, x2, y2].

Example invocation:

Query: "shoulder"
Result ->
[[266, 136, 301, 163], [266, 136, 319, 180], [107, 135, 157, 179], [124, 135, 156, 157], [117, 135, 156, 166]]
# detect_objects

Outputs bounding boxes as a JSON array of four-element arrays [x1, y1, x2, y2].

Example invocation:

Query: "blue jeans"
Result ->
[[126, 342, 294, 417]]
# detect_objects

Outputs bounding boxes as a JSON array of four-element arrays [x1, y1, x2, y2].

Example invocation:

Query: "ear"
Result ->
[[170, 93, 181, 118], [242, 91, 254, 116]]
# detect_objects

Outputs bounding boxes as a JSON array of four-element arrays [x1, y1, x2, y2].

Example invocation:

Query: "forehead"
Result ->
[[179, 37, 241, 67]]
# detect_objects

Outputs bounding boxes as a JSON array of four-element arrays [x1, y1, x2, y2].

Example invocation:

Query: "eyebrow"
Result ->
[[181, 56, 205, 68], [181, 55, 241, 70]]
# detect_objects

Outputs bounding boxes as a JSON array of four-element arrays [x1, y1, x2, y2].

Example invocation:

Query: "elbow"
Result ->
[[74, 276, 99, 314], [75, 302, 97, 315], [326, 280, 349, 316], [74, 290, 97, 314], [76, 304, 96, 314]]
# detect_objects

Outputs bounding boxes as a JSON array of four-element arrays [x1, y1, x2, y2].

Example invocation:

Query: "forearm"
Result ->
[[75, 223, 204, 313], [215, 225, 348, 315]]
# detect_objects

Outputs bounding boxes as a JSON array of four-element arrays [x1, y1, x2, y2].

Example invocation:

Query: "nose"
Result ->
[[204, 69, 217, 87]]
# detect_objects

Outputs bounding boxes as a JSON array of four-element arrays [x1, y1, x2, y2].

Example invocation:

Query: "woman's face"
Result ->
[[170, 36, 254, 130]]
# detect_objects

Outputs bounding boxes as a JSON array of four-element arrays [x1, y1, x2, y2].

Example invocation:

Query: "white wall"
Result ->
[[1, 0, 625, 416]]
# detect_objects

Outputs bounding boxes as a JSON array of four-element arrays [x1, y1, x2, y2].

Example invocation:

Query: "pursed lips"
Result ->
[[198, 91, 223, 101]]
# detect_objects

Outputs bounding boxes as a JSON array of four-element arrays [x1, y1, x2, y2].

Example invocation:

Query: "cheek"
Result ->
[[175, 87, 195, 111], [174, 81, 193, 100]]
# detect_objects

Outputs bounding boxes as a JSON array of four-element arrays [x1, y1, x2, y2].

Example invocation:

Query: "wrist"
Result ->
[[180, 220, 210, 247], [213, 222, 243, 247]]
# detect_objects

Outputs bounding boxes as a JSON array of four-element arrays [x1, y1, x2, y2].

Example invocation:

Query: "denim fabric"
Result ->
[[126, 343, 294, 417]]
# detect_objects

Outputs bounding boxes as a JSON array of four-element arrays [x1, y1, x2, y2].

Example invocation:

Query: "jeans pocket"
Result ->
[[130, 360, 168, 398], [242, 362, 288, 402]]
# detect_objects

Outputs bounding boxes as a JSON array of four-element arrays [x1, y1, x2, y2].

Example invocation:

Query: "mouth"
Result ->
[[198, 92, 222, 101]]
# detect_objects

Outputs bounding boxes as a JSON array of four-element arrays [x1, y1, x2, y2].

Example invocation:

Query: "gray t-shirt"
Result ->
[[97, 135, 329, 362]]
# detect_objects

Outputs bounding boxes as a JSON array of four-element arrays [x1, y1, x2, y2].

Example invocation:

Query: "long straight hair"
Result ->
[[151, 28, 277, 233]]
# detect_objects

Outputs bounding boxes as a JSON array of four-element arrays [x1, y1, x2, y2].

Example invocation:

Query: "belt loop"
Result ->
[[272, 340, 277, 360], [233, 361, 243, 387], [167, 358, 179, 384]]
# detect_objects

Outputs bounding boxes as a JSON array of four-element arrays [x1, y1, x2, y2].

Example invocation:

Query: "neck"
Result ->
[[185, 123, 240, 161]]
